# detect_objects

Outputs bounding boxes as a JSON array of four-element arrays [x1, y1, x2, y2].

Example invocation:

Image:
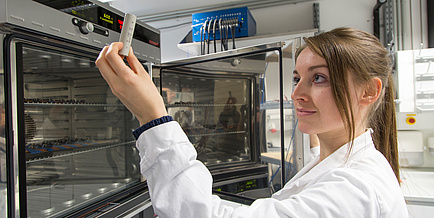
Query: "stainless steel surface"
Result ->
[[0, 0, 160, 64], [162, 41, 285, 72], [9, 39, 21, 217]]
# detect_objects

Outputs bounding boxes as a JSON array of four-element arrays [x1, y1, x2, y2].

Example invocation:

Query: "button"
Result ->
[[72, 18, 79, 25], [406, 117, 416, 125]]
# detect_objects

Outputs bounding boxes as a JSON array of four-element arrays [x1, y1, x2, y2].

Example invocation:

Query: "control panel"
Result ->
[[32, 0, 160, 48], [72, 17, 109, 36]]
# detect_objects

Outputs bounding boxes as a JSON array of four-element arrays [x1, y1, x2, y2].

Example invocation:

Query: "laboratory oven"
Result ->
[[1, 0, 159, 217]]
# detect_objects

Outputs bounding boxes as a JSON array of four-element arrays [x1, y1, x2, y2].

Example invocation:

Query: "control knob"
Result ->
[[79, 22, 94, 34]]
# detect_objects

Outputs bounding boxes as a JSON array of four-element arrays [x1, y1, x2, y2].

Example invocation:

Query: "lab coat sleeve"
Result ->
[[136, 121, 236, 217], [136, 121, 386, 218]]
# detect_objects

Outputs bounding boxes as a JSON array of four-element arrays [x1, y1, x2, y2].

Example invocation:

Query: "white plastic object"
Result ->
[[428, 137, 434, 155], [397, 131, 424, 166], [119, 13, 136, 56]]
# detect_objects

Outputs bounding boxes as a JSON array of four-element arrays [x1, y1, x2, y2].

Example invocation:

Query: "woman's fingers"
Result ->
[[126, 47, 148, 77], [96, 42, 168, 125], [95, 45, 117, 86], [104, 42, 135, 78]]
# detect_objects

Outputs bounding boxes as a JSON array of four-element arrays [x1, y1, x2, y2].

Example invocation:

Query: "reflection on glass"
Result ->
[[0, 72, 6, 217], [161, 72, 252, 166], [22, 45, 140, 217]]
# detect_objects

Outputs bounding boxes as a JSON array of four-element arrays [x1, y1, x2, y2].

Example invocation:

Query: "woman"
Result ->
[[96, 27, 408, 217]]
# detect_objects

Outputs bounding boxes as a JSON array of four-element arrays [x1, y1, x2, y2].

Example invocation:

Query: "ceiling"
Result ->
[[106, 0, 239, 17], [100, 0, 308, 22]]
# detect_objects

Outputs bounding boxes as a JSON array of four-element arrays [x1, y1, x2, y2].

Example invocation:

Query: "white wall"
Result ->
[[320, 0, 377, 32], [144, 0, 377, 62]]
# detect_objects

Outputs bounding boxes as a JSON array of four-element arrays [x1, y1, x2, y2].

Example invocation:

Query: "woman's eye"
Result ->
[[293, 77, 300, 86], [313, 75, 326, 83]]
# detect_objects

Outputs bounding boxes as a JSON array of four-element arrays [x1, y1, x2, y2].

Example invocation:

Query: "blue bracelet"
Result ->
[[132, 115, 174, 140]]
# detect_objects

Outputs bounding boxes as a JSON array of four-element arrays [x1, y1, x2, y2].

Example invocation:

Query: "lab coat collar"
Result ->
[[272, 129, 374, 199]]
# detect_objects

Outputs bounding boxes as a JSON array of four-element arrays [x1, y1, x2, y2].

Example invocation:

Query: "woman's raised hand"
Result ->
[[95, 42, 168, 126]]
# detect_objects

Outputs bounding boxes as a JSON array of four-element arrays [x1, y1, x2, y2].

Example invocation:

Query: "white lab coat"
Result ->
[[136, 121, 408, 218]]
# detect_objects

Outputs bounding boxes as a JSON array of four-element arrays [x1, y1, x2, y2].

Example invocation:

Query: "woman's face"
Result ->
[[291, 48, 349, 136]]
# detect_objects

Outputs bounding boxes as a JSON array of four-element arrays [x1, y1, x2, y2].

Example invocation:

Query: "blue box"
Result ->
[[192, 7, 256, 42]]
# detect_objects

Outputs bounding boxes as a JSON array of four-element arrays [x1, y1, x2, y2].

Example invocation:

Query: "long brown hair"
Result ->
[[295, 27, 400, 182]]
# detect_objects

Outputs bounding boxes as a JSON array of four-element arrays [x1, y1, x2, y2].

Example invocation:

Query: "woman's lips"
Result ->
[[296, 108, 316, 117]]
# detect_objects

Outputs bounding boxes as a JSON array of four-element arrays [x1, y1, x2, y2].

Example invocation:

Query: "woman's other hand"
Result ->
[[95, 42, 168, 126]]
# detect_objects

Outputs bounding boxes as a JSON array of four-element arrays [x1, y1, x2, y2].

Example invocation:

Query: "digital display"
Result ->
[[100, 12, 113, 25], [97, 8, 118, 31], [117, 18, 124, 30], [32, 0, 160, 48]]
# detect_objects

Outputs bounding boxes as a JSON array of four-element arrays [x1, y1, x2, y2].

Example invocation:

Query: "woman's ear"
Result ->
[[360, 77, 382, 105]]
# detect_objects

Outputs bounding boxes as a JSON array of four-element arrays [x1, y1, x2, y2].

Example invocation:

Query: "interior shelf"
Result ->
[[26, 140, 135, 162], [166, 103, 246, 107], [185, 129, 246, 137], [24, 102, 123, 107], [260, 101, 293, 110]]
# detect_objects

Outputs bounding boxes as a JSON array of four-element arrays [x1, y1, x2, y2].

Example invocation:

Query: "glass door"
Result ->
[[9, 38, 142, 217], [159, 41, 304, 200], [0, 33, 8, 218], [160, 71, 253, 166]]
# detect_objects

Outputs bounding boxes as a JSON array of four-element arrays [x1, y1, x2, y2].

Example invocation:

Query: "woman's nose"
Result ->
[[291, 82, 308, 102]]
